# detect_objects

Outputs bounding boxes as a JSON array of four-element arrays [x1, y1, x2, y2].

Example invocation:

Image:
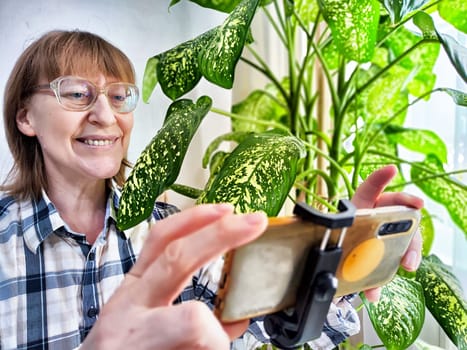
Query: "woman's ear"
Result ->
[[16, 108, 36, 136]]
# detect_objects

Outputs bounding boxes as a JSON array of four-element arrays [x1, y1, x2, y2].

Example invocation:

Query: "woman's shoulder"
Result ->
[[0, 192, 19, 217]]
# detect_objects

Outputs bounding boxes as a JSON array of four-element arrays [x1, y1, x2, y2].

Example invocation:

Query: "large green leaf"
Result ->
[[201, 131, 253, 168], [439, 88, 467, 107], [436, 31, 467, 84], [319, 0, 380, 63], [199, 130, 306, 215], [438, 0, 467, 34], [198, 0, 259, 88], [143, 28, 217, 101], [419, 207, 434, 257], [364, 66, 411, 123], [232, 82, 288, 133], [362, 275, 425, 350], [117, 96, 212, 230], [345, 65, 409, 136], [410, 154, 467, 235], [382, 0, 430, 24], [386, 20, 439, 98], [416, 255, 467, 349], [385, 125, 448, 163], [294, 0, 320, 28], [185, 0, 243, 12], [173, 0, 272, 13]]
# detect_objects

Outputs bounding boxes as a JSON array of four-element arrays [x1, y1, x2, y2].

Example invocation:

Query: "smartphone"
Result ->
[[214, 205, 421, 322]]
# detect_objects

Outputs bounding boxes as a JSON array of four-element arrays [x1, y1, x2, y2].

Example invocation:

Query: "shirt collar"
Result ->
[[23, 183, 126, 253], [22, 190, 65, 253]]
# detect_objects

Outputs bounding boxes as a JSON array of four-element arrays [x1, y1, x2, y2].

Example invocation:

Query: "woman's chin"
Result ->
[[82, 162, 121, 181]]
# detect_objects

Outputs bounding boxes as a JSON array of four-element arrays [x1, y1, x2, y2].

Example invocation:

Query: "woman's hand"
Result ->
[[351, 165, 424, 302], [82, 203, 268, 350]]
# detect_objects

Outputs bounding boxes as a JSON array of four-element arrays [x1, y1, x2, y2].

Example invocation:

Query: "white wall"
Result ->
[[0, 0, 232, 208]]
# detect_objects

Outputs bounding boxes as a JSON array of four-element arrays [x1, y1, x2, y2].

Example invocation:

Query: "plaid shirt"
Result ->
[[0, 187, 359, 350]]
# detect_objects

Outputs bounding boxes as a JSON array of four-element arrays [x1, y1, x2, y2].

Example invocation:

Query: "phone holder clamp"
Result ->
[[264, 199, 356, 349]]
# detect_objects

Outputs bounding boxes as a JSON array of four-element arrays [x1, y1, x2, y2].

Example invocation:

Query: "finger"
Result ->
[[141, 302, 231, 350], [400, 228, 422, 271], [376, 192, 424, 209], [107, 301, 231, 350], [363, 287, 382, 303], [138, 211, 268, 307], [222, 320, 250, 341], [131, 203, 235, 277], [351, 165, 397, 209]]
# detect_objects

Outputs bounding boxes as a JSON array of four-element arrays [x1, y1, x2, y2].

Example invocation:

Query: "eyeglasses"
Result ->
[[33, 76, 139, 114]]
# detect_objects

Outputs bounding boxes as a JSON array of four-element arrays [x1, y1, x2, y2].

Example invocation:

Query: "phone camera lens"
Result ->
[[379, 220, 413, 235]]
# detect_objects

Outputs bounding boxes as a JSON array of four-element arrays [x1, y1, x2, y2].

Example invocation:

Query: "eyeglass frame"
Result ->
[[31, 75, 140, 114]]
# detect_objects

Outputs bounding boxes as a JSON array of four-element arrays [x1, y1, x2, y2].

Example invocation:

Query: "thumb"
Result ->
[[351, 165, 397, 208]]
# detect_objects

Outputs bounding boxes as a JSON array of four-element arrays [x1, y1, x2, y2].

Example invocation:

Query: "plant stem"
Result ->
[[210, 107, 289, 132], [262, 4, 287, 45], [240, 50, 289, 103]]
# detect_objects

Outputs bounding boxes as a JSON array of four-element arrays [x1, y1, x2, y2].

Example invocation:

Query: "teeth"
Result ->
[[84, 139, 114, 146]]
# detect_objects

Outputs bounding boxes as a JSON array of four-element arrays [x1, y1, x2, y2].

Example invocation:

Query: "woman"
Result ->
[[0, 30, 423, 350]]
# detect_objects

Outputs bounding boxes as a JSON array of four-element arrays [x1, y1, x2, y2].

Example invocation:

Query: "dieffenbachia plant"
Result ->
[[118, 0, 467, 348]]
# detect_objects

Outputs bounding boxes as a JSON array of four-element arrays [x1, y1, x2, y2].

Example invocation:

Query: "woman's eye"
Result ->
[[71, 92, 87, 99], [62, 91, 90, 100], [110, 93, 127, 103]]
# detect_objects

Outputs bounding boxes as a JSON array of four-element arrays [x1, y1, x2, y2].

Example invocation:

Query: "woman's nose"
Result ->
[[88, 94, 117, 125]]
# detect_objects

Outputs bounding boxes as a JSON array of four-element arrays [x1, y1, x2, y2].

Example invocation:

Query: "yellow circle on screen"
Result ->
[[341, 238, 385, 282]]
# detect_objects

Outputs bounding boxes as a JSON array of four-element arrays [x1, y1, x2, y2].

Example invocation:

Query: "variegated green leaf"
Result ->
[[365, 66, 411, 122], [363, 275, 425, 350], [414, 11, 467, 83], [385, 125, 448, 163], [344, 66, 408, 135], [319, 0, 380, 62], [182, 0, 272, 13], [416, 255, 467, 349], [439, 88, 467, 107], [411, 155, 467, 235], [385, 21, 440, 98], [232, 82, 288, 133], [412, 11, 438, 40], [419, 207, 434, 257], [198, 0, 259, 88], [143, 28, 217, 101], [438, 0, 467, 34], [117, 96, 212, 230], [202, 131, 253, 168], [294, 0, 320, 28], [187, 0, 243, 12], [436, 31, 467, 83], [142, 57, 159, 103], [199, 130, 306, 215], [382, 0, 429, 24]]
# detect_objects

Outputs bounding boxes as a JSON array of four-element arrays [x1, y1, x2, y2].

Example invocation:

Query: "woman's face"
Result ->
[[18, 74, 134, 185]]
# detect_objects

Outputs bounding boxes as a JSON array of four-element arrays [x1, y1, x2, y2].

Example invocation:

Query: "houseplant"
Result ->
[[117, 0, 467, 348]]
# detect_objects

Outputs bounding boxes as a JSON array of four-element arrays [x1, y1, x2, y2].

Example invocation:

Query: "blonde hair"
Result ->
[[2, 30, 135, 200]]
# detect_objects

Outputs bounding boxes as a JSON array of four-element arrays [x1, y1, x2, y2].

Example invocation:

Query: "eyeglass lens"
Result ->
[[55, 77, 138, 113]]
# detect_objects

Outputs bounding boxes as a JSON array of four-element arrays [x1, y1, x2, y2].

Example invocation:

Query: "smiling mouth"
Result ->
[[82, 139, 116, 146]]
